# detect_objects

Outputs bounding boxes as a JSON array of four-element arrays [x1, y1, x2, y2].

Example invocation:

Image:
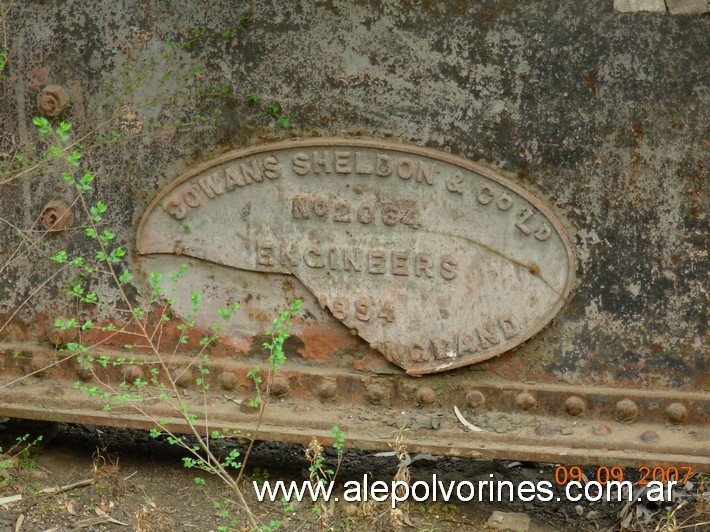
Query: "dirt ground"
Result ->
[[0, 420, 706, 532]]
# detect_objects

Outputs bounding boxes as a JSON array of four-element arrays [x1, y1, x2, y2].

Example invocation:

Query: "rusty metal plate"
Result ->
[[137, 139, 576, 374]]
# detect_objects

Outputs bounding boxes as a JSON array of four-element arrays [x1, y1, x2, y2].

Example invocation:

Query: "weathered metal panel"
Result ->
[[0, 1, 707, 467]]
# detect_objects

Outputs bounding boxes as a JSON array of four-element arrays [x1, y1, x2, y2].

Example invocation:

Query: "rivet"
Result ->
[[535, 425, 553, 436], [640, 430, 659, 443], [270, 376, 290, 397], [367, 384, 386, 404], [45, 318, 78, 348], [40, 200, 71, 231], [37, 85, 70, 118], [30, 355, 51, 376], [666, 402, 688, 424], [592, 425, 611, 436], [415, 387, 436, 405], [515, 392, 536, 411], [75, 362, 93, 381], [240, 401, 260, 414], [122, 365, 143, 384], [564, 396, 585, 417], [319, 381, 337, 399], [615, 399, 638, 421], [219, 371, 237, 390], [171, 368, 193, 388], [465, 390, 485, 408]]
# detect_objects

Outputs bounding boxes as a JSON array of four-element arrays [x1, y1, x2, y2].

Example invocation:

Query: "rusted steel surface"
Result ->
[[0, 1, 708, 468], [0, 344, 708, 468]]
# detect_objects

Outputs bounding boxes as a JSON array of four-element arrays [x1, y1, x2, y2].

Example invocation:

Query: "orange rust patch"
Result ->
[[295, 325, 353, 363]]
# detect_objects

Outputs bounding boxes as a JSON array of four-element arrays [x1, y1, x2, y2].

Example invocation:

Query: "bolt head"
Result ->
[[30, 356, 51, 376], [465, 390, 485, 408], [319, 381, 337, 399], [75, 362, 93, 381], [415, 387, 436, 405], [616, 399, 639, 421], [592, 425, 611, 436], [515, 392, 536, 411], [270, 376, 290, 397], [219, 372, 237, 390], [367, 384, 386, 404], [37, 85, 69, 118], [41, 200, 71, 231], [122, 365, 143, 384], [666, 402, 688, 424], [564, 396, 585, 417], [171, 368, 193, 388], [640, 430, 659, 443]]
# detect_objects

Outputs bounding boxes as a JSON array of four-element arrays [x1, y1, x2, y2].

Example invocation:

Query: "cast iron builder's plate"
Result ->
[[137, 139, 576, 374]]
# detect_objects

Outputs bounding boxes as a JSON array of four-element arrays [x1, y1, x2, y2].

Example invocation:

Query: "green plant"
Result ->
[[22, 116, 311, 529], [0, 2, 11, 80], [0, 15, 298, 528], [0, 434, 43, 485]]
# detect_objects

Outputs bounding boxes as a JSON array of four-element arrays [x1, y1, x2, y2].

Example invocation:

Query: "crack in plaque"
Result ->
[[425, 228, 563, 297]]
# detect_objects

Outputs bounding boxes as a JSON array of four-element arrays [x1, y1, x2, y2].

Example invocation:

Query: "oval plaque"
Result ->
[[137, 139, 576, 374]]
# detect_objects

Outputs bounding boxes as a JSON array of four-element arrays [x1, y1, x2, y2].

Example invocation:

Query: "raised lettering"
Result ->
[[397, 158, 415, 180], [376, 155, 392, 177], [476, 321, 500, 348], [497, 192, 513, 211], [240, 160, 264, 183], [165, 198, 187, 219], [415, 161, 434, 185], [535, 222, 552, 241], [378, 300, 395, 322], [459, 334, 479, 355], [368, 251, 386, 274], [440, 255, 457, 280], [334, 151, 352, 174], [343, 248, 364, 272], [279, 244, 298, 267], [257, 242, 275, 267], [198, 172, 226, 198], [446, 170, 464, 194], [499, 314, 520, 339], [333, 199, 352, 222], [355, 152, 373, 174], [357, 203, 374, 224], [477, 185, 495, 205], [431, 338, 455, 360], [331, 298, 349, 320], [327, 247, 339, 270], [391, 252, 410, 276], [411, 341, 430, 362], [415, 253, 434, 278], [312, 197, 328, 217], [224, 166, 246, 189], [292, 195, 311, 219], [515, 208, 534, 235], [292, 152, 309, 175], [183, 186, 202, 208], [313, 151, 332, 174], [381, 204, 399, 226], [354, 298, 371, 321], [263, 156, 281, 179], [304, 246, 324, 268]]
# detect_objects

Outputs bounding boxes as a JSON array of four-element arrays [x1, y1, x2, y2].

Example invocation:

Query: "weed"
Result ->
[[389, 427, 411, 531], [0, 433, 43, 486]]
